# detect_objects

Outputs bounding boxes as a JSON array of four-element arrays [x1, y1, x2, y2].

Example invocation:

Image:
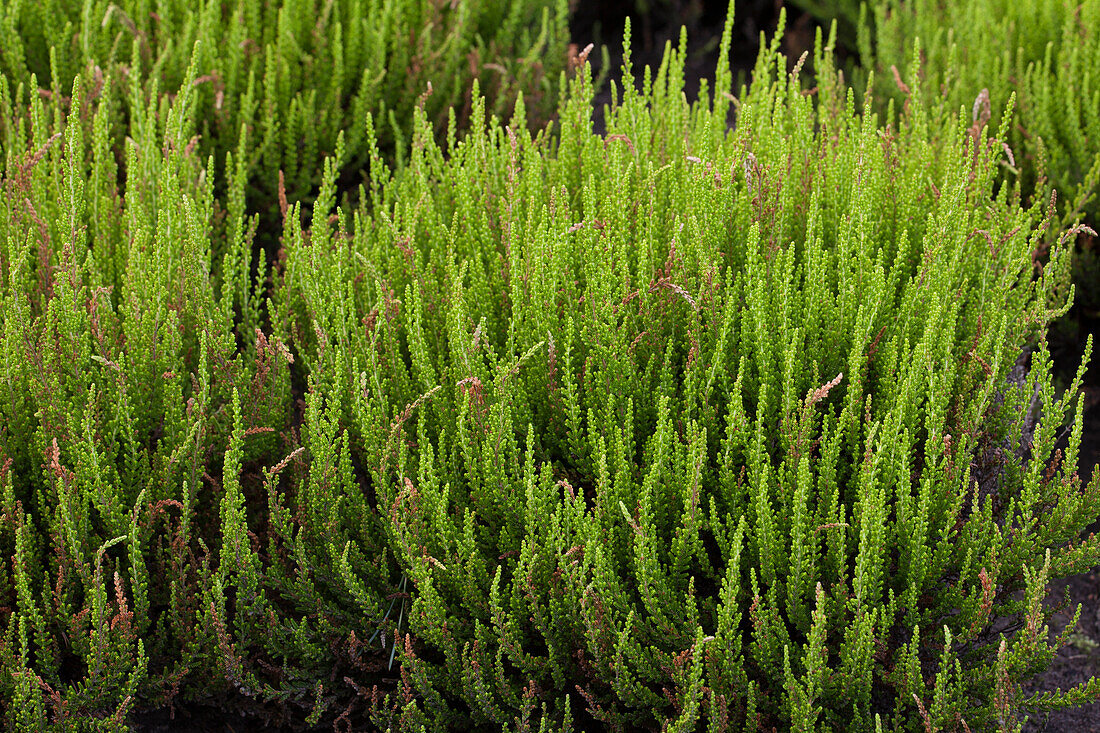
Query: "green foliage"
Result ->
[[275, 17, 1099, 730], [0, 61, 250, 723], [0, 3, 1098, 730], [0, 0, 569, 218], [858, 0, 1100, 232]]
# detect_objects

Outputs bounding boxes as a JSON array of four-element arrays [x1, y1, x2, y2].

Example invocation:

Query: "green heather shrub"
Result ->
[[858, 0, 1100, 233], [272, 17, 1100, 730], [1, 6, 1099, 732], [0, 0, 569, 215], [0, 0, 568, 349], [0, 59, 298, 725]]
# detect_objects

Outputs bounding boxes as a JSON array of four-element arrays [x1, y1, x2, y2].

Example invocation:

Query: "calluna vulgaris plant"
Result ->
[[0, 0, 569, 229], [1, 3, 1099, 730], [0, 0, 569, 365], [858, 0, 1100, 233], [855, 0, 1100, 340]]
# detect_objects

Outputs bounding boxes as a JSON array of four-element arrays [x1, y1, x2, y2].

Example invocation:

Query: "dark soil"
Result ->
[[132, 704, 253, 732], [1024, 564, 1100, 731], [1022, 393, 1100, 730]]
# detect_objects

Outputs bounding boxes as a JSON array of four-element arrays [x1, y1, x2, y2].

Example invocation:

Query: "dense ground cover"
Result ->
[[1, 1, 1099, 730], [792, 0, 1100, 367]]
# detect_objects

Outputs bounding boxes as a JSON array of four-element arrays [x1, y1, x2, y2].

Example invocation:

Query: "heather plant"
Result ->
[[0, 58, 304, 725], [0, 50, 417, 724], [270, 15, 1100, 730], [858, 0, 1100, 235], [0, 0, 569, 354], [0, 26, 549, 727], [0, 0, 569, 218], [2, 4, 1100, 732]]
